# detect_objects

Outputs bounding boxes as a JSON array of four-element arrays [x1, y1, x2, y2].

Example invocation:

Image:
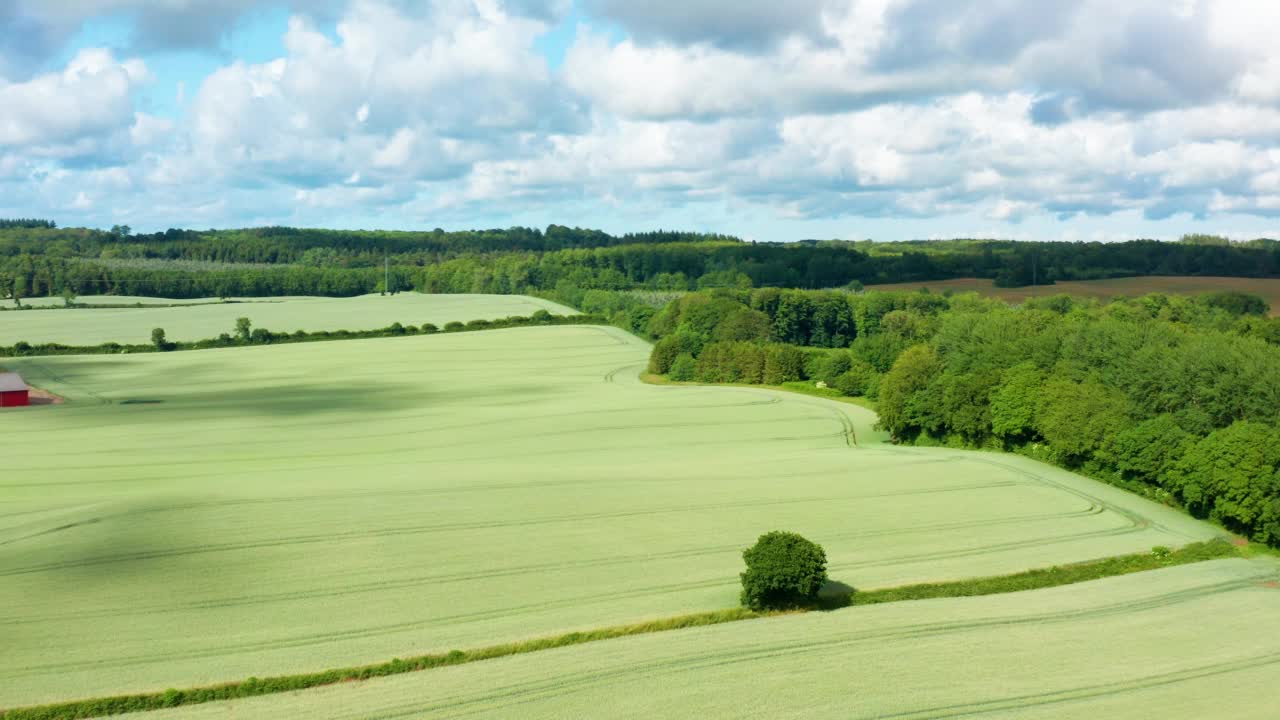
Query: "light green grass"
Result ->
[[0, 326, 1220, 708], [126, 558, 1280, 719], [0, 542, 1232, 720], [640, 373, 885, 443], [0, 293, 574, 345]]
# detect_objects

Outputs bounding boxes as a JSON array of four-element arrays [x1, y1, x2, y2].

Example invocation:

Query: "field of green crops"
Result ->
[[0, 293, 574, 345], [132, 558, 1280, 719], [0, 325, 1219, 710]]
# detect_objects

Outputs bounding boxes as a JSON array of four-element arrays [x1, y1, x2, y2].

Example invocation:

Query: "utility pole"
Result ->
[[384, 254, 390, 296]]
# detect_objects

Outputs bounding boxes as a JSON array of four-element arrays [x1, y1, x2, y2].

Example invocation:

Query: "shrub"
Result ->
[[648, 331, 702, 374], [668, 353, 697, 381], [531, 309, 553, 323], [740, 531, 829, 611], [832, 361, 877, 396], [443, 321, 465, 333], [762, 344, 805, 385], [421, 323, 439, 334]]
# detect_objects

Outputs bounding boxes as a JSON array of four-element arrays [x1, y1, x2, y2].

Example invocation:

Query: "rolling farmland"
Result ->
[[865, 276, 1280, 314], [134, 558, 1280, 719], [0, 293, 575, 346], [0, 324, 1219, 710]]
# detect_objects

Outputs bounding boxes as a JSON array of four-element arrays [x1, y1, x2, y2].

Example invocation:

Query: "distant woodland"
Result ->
[[1, 222, 1278, 300]]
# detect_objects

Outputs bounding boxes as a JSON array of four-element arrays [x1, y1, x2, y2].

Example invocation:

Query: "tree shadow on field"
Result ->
[[816, 579, 857, 611]]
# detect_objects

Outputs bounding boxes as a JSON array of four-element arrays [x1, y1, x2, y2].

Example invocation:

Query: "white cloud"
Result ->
[[4, 0, 1280, 236], [0, 48, 147, 148]]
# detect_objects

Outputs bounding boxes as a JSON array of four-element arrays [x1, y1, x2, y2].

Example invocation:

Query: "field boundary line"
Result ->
[[0, 541, 1245, 720]]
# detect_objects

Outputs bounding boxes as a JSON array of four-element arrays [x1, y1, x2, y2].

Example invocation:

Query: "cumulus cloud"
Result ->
[[181, 0, 572, 191], [3, 0, 1280, 235], [0, 49, 148, 150]]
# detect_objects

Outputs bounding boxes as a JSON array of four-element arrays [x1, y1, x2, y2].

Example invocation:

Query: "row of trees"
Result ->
[[4, 224, 1280, 301], [0, 218, 55, 229]]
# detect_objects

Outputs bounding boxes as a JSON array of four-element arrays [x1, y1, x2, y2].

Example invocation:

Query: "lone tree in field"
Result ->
[[151, 327, 170, 351], [740, 531, 828, 611], [235, 317, 252, 343]]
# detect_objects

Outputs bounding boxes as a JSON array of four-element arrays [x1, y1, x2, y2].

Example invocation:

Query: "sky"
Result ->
[[2, 0, 1280, 241]]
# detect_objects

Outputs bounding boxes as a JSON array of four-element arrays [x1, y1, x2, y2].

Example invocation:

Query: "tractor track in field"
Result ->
[[1, 324, 1232, 710], [605, 361, 861, 445], [2, 502, 1105, 626], [0, 479, 1053, 577], [8, 557, 1268, 685], [313, 570, 1280, 720]]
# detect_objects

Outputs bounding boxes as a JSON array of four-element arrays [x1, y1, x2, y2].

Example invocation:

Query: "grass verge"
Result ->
[[820, 538, 1238, 609], [0, 540, 1238, 720]]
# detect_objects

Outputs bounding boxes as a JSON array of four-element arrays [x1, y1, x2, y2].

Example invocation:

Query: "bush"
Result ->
[[648, 331, 703, 374], [443, 321, 465, 333], [668, 353, 697, 381], [739, 531, 829, 611], [420, 323, 439, 334], [832, 360, 877, 396]]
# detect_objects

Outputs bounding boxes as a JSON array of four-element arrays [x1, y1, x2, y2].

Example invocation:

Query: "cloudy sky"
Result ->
[[2, 0, 1279, 240]]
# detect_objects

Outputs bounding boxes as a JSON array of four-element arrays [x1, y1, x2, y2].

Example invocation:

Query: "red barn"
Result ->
[[0, 372, 29, 407]]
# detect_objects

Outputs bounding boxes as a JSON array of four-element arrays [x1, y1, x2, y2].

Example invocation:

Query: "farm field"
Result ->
[[0, 326, 1218, 709], [0, 293, 575, 346], [866, 275, 1280, 314], [133, 558, 1280, 720]]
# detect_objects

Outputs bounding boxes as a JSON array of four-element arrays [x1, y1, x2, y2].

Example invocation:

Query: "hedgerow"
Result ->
[[0, 313, 609, 358]]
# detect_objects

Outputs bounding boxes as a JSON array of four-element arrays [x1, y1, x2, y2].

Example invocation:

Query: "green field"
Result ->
[[0, 325, 1220, 709], [130, 558, 1280, 719], [0, 293, 574, 346]]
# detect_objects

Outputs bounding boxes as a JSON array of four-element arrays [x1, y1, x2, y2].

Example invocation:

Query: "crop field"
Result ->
[[0, 325, 1218, 709], [866, 275, 1280, 314], [0, 293, 575, 345], [134, 558, 1280, 719]]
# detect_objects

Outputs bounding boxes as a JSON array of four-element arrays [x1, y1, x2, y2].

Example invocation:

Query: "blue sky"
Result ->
[[1, 0, 1279, 241]]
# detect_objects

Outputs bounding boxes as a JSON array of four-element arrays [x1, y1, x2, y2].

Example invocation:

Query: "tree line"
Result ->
[[3, 224, 1280, 301], [641, 286, 1280, 546]]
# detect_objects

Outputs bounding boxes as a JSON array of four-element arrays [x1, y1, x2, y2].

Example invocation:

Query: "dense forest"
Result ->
[[639, 287, 1280, 546], [1, 222, 1278, 300]]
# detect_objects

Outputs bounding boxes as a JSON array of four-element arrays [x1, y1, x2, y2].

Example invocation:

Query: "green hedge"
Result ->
[[0, 313, 609, 358]]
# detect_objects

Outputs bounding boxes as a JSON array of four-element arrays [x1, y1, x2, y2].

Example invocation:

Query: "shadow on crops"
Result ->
[[816, 579, 857, 611], [32, 356, 558, 417], [6, 496, 245, 590]]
